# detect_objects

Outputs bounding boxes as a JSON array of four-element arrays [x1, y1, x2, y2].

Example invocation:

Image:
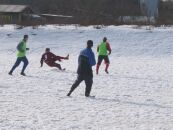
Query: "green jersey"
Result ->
[[17, 40, 27, 57], [98, 42, 108, 56]]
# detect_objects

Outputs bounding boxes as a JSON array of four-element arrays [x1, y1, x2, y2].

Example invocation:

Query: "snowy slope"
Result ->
[[0, 25, 173, 130]]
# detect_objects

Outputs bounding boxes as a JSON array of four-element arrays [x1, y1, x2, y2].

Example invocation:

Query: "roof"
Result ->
[[0, 5, 29, 13]]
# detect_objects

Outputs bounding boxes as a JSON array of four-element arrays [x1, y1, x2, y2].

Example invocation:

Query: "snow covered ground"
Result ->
[[0, 25, 173, 130]]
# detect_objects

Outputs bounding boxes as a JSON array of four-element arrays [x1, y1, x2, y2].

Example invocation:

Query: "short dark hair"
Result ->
[[24, 35, 28, 39], [103, 37, 107, 42], [87, 40, 93, 48], [45, 48, 50, 52]]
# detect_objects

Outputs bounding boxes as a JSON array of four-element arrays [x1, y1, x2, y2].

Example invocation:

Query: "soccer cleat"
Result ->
[[105, 69, 109, 74], [67, 93, 71, 96], [8, 72, 12, 75], [105, 64, 109, 74], [20, 72, 26, 76], [86, 95, 95, 98], [66, 54, 69, 60]]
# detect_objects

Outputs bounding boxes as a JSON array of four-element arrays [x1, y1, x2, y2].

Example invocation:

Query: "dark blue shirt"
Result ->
[[79, 48, 96, 67]]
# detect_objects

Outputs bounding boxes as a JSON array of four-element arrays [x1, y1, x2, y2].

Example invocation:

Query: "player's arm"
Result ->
[[40, 54, 45, 67], [106, 42, 112, 55]]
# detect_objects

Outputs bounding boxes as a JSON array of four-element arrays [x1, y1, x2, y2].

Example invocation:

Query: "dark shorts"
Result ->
[[97, 55, 110, 65]]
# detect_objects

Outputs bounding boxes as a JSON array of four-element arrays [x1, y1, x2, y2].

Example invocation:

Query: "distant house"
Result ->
[[0, 5, 33, 24]]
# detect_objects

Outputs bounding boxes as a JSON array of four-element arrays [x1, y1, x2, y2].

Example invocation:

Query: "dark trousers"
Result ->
[[68, 75, 93, 96], [46, 62, 62, 70], [46, 58, 63, 70], [9, 56, 29, 74]]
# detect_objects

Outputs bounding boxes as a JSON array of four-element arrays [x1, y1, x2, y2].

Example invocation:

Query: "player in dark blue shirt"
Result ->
[[67, 40, 96, 97]]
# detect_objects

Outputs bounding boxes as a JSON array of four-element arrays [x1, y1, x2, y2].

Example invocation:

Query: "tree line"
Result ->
[[0, 0, 173, 25], [0, 0, 141, 25]]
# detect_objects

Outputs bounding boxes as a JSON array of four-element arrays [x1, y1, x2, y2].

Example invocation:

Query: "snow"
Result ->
[[0, 25, 173, 130], [41, 14, 73, 18]]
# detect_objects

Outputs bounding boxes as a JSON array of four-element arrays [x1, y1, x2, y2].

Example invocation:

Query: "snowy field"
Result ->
[[0, 25, 173, 130]]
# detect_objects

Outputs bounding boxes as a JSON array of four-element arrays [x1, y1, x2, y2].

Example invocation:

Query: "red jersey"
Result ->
[[40, 52, 64, 66]]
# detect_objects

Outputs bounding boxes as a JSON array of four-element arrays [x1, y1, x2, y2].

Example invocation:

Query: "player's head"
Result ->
[[45, 48, 50, 52], [103, 37, 107, 42], [23, 35, 28, 41], [87, 40, 93, 48]]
